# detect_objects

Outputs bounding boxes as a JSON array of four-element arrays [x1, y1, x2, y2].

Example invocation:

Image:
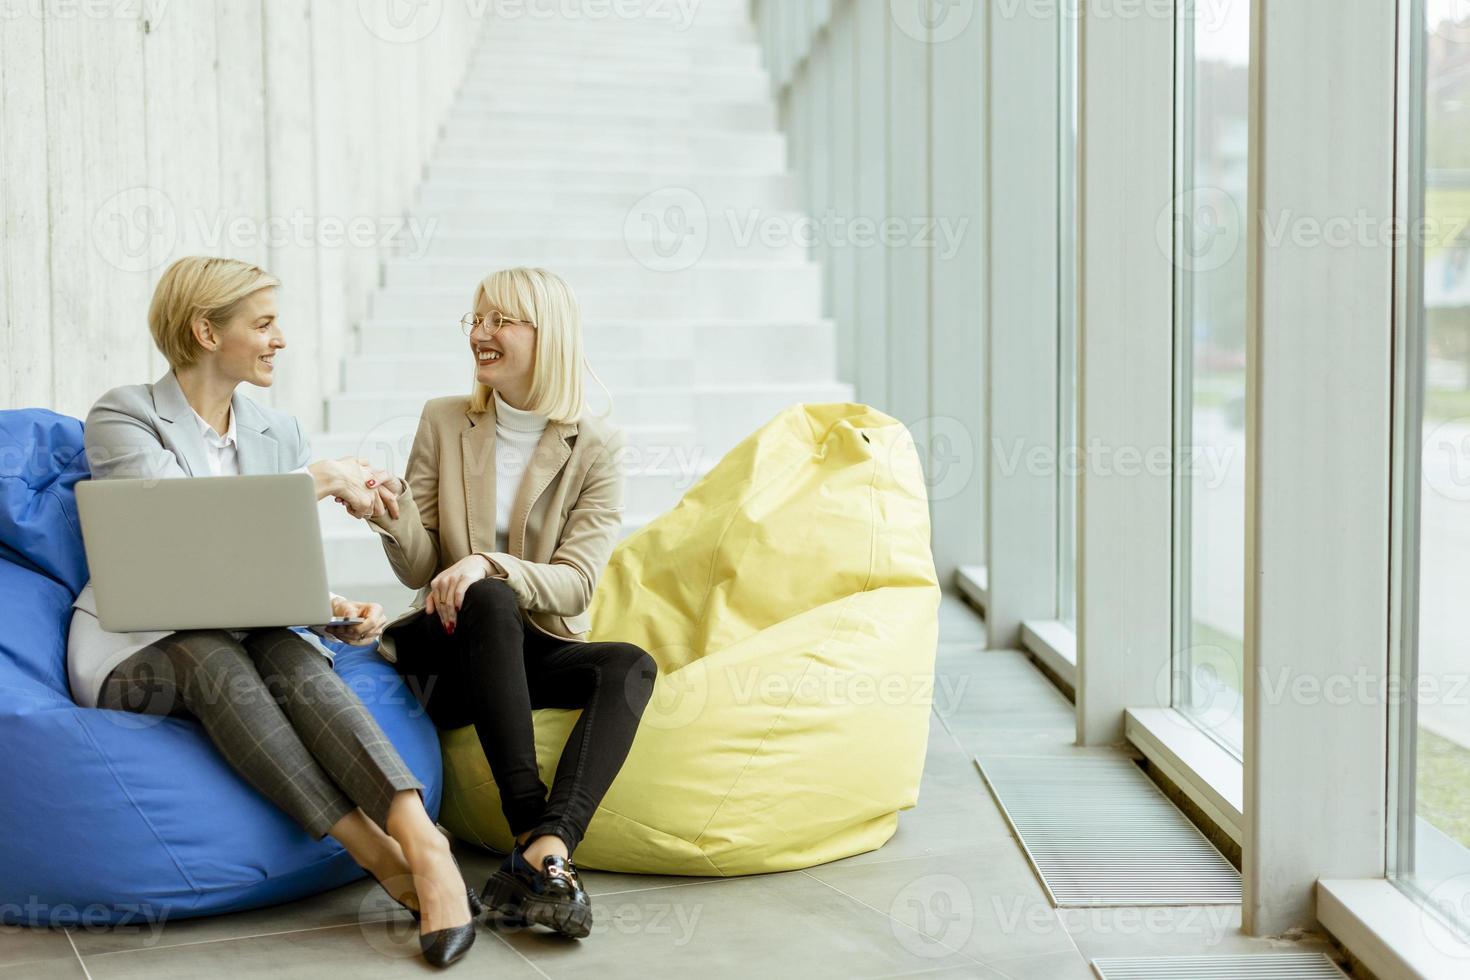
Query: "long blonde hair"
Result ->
[[467, 267, 611, 423]]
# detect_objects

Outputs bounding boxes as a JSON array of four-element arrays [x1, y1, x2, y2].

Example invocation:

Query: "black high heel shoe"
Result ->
[[414, 854, 483, 969], [419, 918, 477, 969]]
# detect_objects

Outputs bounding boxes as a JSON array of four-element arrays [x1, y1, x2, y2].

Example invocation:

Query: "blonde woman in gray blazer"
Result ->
[[70, 256, 476, 968]]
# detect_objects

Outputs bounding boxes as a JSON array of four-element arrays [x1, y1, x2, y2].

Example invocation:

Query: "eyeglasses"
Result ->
[[460, 311, 535, 337]]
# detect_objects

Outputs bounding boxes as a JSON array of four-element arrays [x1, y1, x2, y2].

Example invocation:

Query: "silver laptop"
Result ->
[[76, 473, 362, 633]]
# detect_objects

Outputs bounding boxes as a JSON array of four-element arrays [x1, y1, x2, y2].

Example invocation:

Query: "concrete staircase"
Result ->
[[316, 1, 851, 611]]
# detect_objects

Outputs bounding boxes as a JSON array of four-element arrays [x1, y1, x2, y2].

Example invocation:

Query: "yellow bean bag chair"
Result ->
[[437, 403, 941, 875]]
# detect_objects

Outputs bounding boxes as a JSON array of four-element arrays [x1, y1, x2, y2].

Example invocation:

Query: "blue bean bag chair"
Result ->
[[0, 409, 442, 926]]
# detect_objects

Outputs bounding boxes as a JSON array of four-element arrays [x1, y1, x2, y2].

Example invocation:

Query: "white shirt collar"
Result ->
[[190, 403, 237, 450]]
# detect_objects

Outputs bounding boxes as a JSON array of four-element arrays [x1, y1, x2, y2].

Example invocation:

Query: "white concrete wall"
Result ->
[[1, 0, 481, 428], [752, 0, 986, 585]]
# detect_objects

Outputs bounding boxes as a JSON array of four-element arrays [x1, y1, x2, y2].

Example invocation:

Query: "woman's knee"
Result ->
[[157, 629, 252, 678], [604, 643, 657, 701], [152, 630, 257, 710], [248, 628, 325, 674], [249, 630, 341, 698], [458, 577, 519, 620]]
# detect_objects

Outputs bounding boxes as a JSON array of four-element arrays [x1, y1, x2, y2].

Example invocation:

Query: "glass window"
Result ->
[[1057, 0, 1079, 629], [1170, 0, 1251, 755], [1390, 0, 1470, 938]]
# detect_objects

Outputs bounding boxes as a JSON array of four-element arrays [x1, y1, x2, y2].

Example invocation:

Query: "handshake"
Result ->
[[307, 458, 407, 521]]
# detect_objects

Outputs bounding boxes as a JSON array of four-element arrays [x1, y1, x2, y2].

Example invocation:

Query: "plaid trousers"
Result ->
[[98, 627, 422, 839]]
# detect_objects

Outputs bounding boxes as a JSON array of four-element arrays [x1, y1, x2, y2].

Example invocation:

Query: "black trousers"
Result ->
[[387, 578, 657, 855]]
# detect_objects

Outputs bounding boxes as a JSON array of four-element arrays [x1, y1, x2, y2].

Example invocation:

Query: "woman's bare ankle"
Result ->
[[384, 791, 446, 857]]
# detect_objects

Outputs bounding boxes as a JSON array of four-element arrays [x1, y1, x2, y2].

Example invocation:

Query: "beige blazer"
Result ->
[[368, 395, 626, 662]]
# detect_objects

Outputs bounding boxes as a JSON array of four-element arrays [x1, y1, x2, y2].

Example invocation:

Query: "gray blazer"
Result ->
[[82, 369, 311, 481], [67, 370, 320, 708]]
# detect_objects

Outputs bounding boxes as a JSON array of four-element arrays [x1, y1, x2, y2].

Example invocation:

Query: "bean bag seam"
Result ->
[[45, 473, 85, 539], [72, 714, 203, 895], [0, 448, 85, 518], [584, 802, 725, 877], [0, 685, 72, 706], [690, 450, 880, 853], [0, 445, 87, 592]]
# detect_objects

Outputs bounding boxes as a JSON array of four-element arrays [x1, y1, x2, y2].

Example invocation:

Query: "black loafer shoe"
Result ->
[[483, 846, 592, 939]]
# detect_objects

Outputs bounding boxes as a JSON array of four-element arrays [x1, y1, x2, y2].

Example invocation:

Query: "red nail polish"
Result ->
[[367, 480, 376, 487]]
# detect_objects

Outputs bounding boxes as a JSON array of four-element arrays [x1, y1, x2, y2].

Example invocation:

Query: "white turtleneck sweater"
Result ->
[[493, 390, 549, 554]]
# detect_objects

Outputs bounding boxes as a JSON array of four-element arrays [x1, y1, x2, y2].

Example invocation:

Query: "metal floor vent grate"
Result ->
[[976, 755, 1241, 907], [1092, 953, 1348, 978]]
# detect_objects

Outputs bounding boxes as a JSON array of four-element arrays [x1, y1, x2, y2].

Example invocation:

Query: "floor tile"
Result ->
[[0, 957, 87, 979], [1059, 906, 1338, 961], [814, 783, 1014, 873], [81, 919, 542, 979], [804, 842, 1077, 964], [978, 949, 1096, 980], [872, 953, 1095, 980], [0, 927, 78, 968], [68, 878, 397, 957], [486, 869, 990, 979]]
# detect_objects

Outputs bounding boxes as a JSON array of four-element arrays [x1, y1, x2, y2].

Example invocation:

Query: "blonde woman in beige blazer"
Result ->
[[359, 267, 657, 940]]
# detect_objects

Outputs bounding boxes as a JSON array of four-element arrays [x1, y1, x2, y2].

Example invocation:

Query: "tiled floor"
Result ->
[[3, 591, 1343, 979]]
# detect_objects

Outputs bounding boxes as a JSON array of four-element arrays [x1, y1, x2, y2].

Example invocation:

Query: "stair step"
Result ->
[[442, 101, 776, 132], [341, 344, 835, 388], [353, 318, 837, 370], [369, 276, 821, 320], [440, 115, 776, 145], [380, 257, 819, 293], [342, 352, 693, 389], [327, 383, 854, 439], [473, 45, 761, 70], [395, 207, 807, 241], [456, 70, 769, 101], [437, 128, 783, 156], [407, 224, 808, 264], [415, 177, 798, 216], [456, 69, 769, 99], [449, 96, 769, 122], [431, 142, 785, 174], [421, 163, 791, 194]]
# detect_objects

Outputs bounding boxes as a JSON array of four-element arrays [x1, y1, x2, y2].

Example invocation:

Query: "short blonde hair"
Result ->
[[148, 256, 280, 370], [468, 267, 609, 422]]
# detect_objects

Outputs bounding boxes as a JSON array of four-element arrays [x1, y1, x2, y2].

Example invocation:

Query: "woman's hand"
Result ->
[[334, 468, 404, 521], [325, 596, 387, 646], [310, 458, 379, 518], [425, 554, 496, 633]]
